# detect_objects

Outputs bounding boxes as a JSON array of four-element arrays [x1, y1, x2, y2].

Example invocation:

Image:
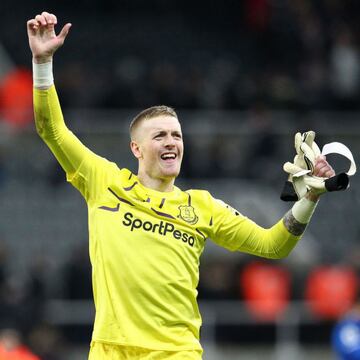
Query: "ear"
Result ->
[[130, 140, 142, 159]]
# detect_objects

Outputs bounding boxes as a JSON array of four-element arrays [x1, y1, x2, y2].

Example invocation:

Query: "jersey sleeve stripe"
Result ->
[[108, 188, 135, 206]]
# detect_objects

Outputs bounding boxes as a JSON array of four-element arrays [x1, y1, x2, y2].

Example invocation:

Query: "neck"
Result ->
[[137, 171, 175, 192]]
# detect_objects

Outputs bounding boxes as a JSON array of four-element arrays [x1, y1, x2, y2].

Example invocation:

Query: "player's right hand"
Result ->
[[27, 11, 71, 63]]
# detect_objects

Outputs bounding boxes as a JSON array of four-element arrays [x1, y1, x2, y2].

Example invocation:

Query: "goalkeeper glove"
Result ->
[[281, 131, 355, 201]]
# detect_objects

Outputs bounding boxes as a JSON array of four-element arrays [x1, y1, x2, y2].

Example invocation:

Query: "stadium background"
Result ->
[[0, 0, 360, 358]]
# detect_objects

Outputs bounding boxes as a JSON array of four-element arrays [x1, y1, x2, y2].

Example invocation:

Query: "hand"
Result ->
[[282, 131, 339, 202], [306, 155, 336, 202], [313, 155, 335, 178], [282, 131, 321, 201], [27, 11, 71, 63]]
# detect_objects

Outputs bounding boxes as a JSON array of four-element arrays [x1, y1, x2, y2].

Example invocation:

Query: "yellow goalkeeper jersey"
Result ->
[[33, 85, 301, 351]]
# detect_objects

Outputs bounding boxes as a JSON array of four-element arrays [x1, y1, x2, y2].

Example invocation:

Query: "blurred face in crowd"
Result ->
[[130, 115, 184, 187]]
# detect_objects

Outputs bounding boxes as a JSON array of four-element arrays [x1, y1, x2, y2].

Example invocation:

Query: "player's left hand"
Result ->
[[305, 155, 335, 201], [313, 155, 335, 178], [282, 131, 350, 202]]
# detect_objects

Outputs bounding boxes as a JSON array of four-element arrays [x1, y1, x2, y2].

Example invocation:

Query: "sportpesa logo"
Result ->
[[122, 212, 195, 247]]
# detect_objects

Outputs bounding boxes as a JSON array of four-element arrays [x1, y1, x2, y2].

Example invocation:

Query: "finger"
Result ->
[[294, 154, 307, 169], [314, 156, 327, 168], [283, 162, 304, 175], [295, 132, 302, 154], [316, 155, 326, 162], [315, 158, 328, 168], [27, 19, 39, 33], [57, 23, 72, 41], [42, 11, 56, 25], [301, 142, 316, 164], [316, 165, 335, 178], [35, 14, 47, 26], [303, 131, 322, 158], [51, 14, 58, 25], [315, 161, 330, 174], [314, 162, 329, 175], [316, 167, 326, 177], [324, 169, 335, 178], [312, 141, 321, 157], [27, 19, 38, 27], [303, 131, 315, 147], [317, 169, 332, 178]]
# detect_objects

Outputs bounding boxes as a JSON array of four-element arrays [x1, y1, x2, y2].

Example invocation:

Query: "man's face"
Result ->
[[131, 115, 184, 181]]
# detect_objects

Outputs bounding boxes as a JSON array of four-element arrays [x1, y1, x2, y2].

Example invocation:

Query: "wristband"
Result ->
[[291, 197, 317, 224], [32, 61, 54, 88]]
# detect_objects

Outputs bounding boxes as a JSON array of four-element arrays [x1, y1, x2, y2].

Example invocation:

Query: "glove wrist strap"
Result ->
[[291, 198, 317, 224]]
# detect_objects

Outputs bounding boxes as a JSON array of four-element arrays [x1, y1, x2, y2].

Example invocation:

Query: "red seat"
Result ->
[[0, 345, 40, 360], [241, 261, 290, 321], [305, 266, 358, 320], [0, 68, 33, 128]]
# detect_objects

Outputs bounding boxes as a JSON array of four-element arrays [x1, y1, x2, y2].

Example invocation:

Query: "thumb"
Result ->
[[58, 23, 72, 42]]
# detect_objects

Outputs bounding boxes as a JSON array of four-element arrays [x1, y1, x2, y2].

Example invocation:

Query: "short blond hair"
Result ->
[[129, 105, 178, 139]]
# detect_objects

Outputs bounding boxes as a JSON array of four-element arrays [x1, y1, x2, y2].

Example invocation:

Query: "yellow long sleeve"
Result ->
[[208, 195, 301, 259], [33, 85, 94, 177], [33, 85, 108, 199]]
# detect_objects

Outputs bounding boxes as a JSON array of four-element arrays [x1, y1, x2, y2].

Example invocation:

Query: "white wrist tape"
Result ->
[[32, 61, 54, 88], [291, 197, 317, 224]]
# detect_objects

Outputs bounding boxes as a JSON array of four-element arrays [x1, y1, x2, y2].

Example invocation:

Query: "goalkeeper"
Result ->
[[27, 11, 337, 360]]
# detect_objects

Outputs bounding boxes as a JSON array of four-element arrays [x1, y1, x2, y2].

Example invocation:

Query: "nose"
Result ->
[[164, 135, 176, 148]]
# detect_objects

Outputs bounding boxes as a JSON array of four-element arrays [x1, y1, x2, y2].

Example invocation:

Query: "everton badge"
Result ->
[[178, 205, 198, 225]]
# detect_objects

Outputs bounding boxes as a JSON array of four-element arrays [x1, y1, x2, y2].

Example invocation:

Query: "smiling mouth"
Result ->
[[161, 153, 177, 160]]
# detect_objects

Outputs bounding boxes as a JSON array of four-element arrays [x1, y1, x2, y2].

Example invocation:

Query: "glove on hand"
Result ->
[[281, 131, 350, 201]]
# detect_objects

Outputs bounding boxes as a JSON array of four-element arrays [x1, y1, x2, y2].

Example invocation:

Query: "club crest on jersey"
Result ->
[[178, 205, 198, 225]]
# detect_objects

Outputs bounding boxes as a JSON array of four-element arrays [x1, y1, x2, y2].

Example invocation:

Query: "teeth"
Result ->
[[161, 153, 176, 159]]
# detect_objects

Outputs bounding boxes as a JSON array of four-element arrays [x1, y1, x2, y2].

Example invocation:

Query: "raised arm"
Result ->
[[27, 12, 107, 199]]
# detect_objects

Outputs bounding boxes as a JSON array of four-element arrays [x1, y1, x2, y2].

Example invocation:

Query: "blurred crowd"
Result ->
[[0, 0, 357, 113], [51, 0, 360, 111]]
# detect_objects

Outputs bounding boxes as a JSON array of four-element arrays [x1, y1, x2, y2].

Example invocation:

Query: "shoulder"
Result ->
[[99, 160, 131, 178], [185, 189, 213, 204], [184, 189, 237, 211], [94, 161, 134, 186], [118, 167, 134, 180]]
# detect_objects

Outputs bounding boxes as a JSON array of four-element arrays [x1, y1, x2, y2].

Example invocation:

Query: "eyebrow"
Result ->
[[152, 130, 182, 136]]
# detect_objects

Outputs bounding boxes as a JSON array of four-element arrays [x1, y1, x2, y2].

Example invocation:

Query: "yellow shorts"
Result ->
[[88, 341, 203, 360]]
